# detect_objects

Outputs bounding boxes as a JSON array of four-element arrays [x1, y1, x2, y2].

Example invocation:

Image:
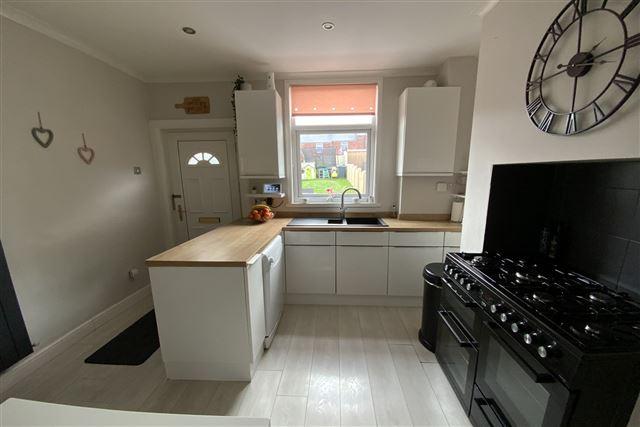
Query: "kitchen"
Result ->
[[1, 1, 639, 426]]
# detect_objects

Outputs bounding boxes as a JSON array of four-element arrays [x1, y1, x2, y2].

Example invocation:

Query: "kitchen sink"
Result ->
[[287, 217, 388, 227]]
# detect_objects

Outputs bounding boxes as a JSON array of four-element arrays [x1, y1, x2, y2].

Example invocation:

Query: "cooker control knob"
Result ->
[[444, 264, 452, 273], [465, 280, 479, 291], [511, 321, 528, 334], [524, 331, 541, 345], [500, 311, 514, 323], [537, 342, 558, 358], [490, 303, 504, 314], [453, 271, 464, 281]]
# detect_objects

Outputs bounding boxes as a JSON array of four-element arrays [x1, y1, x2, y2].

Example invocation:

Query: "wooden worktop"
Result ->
[[146, 218, 291, 267], [146, 217, 462, 267]]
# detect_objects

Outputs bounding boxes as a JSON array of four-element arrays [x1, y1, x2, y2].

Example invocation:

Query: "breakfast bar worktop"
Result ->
[[145, 217, 462, 267]]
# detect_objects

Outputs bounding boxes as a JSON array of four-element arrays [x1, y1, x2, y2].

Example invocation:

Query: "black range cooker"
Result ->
[[436, 252, 640, 427]]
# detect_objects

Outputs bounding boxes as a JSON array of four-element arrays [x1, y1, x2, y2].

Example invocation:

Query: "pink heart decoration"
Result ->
[[77, 145, 95, 165]]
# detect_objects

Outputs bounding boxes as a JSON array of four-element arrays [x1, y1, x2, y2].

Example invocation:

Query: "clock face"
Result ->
[[526, 0, 640, 135]]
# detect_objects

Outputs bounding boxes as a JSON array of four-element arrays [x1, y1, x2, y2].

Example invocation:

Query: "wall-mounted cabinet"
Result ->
[[235, 90, 285, 179], [396, 87, 461, 176]]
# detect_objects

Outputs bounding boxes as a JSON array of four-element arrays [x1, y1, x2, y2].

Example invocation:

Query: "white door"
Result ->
[[177, 140, 233, 238]]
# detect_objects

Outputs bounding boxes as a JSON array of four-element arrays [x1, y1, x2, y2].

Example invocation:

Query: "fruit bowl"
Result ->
[[248, 204, 275, 223]]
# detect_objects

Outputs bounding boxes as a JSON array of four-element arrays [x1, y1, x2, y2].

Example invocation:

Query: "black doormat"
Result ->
[[85, 310, 159, 365]]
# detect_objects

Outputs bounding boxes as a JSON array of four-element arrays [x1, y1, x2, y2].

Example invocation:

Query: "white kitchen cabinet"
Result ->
[[284, 231, 335, 246], [285, 246, 335, 294], [336, 231, 388, 246], [235, 90, 285, 179], [337, 246, 388, 295], [396, 87, 461, 176], [388, 247, 444, 296], [389, 231, 444, 247], [444, 232, 461, 247]]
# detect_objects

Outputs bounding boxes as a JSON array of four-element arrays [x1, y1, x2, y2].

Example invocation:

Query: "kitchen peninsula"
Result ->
[[146, 217, 461, 381]]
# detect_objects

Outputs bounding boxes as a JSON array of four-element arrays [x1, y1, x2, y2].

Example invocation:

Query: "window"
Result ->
[[289, 83, 378, 203], [187, 152, 220, 166]]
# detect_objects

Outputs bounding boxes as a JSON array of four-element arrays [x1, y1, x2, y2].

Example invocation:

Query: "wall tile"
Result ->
[[619, 241, 640, 299]]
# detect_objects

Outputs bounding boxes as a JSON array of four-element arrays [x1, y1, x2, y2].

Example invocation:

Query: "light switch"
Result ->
[[436, 182, 448, 192]]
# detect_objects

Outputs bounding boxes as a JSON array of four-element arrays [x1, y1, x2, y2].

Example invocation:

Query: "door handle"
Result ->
[[171, 194, 182, 211], [438, 310, 473, 347], [177, 204, 184, 222]]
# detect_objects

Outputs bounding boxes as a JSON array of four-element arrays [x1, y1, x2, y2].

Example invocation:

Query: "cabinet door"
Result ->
[[337, 246, 388, 295], [235, 90, 284, 178], [388, 247, 443, 296], [285, 246, 335, 294], [397, 87, 460, 176]]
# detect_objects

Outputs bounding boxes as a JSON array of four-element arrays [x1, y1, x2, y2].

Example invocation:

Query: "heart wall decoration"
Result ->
[[30, 112, 54, 148], [77, 133, 95, 165]]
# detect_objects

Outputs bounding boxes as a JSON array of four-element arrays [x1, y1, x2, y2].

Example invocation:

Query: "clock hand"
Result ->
[[589, 37, 606, 53], [556, 60, 616, 69]]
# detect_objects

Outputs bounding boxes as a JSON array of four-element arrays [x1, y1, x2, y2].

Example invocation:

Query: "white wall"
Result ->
[[462, 1, 640, 252], [0, 18, 164, 348], [146, 75, 468, 215]]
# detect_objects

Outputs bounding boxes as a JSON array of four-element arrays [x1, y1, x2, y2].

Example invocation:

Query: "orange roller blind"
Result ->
[[291, 84, 377, 116]]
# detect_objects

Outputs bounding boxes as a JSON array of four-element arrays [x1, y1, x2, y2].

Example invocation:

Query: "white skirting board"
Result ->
[[0, 285, 153, 396], [285, 293, 422, 307]]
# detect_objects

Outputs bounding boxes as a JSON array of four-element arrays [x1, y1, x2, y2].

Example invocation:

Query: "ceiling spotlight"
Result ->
[[182, 27, 196, 35], [321, 22, 335, 31]]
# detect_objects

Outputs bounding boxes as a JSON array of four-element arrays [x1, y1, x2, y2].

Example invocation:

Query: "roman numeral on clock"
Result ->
[[527, 78, 542, 93], [626, 33, 640, 49], [565, 113, 577, 134], [538, 111, 555, 132], [613, 74, 636, 93], [527, 97, 543, 117], [548, 21, 563, 42], [572, 0, 588, 19], [592, 102, 605, 122]]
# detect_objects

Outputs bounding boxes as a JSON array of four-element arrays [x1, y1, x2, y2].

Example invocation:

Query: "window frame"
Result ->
[[284, 78, 382, 206], [294, 127, 374, 203]]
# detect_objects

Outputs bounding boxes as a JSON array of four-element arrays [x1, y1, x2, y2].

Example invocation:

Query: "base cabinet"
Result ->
[[337, 246, 388, 295], [388, 247, 443, 296], [285, 246, 335, 294]]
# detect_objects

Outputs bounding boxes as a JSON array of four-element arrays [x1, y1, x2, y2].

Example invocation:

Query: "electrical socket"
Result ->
[[436, 182, 449, 192]]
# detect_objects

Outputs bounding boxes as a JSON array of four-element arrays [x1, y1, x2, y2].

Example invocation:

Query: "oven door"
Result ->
[[473, 320, 571, 427], [436, 278, 479, 413]]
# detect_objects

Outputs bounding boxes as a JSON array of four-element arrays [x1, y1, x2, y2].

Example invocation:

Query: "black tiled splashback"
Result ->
[[484, 159, 640, 298]]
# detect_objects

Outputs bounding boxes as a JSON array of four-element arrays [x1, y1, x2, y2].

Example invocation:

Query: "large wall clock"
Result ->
[[526, 0, 639, 135]]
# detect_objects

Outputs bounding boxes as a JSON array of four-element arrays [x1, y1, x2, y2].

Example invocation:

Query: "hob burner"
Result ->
[[532, 291, 555, 305]]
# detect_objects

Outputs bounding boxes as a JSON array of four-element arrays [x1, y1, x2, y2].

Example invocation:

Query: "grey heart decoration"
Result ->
[[31, 127, 54, 148], [77, 145, 95, 165]]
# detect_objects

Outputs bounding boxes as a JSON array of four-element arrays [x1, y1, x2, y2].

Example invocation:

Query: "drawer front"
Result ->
[[444, 232, 461, 247], [284, 231, 335, 246], [389, 232, 444, 247], [336, 231, 389, 246]]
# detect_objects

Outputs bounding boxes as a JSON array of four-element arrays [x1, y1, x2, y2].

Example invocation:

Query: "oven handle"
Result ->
[[438, 310, 474, 348], [484, 321, 556, 384], [475, 397, 511, 427], [442, 276, 477, 308]]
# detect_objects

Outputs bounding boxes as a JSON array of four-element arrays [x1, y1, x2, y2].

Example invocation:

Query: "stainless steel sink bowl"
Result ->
[[287, 217, 388, 227]]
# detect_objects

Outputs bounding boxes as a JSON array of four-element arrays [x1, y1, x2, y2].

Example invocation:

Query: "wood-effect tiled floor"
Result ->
[[1, 303, 472, 426]]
